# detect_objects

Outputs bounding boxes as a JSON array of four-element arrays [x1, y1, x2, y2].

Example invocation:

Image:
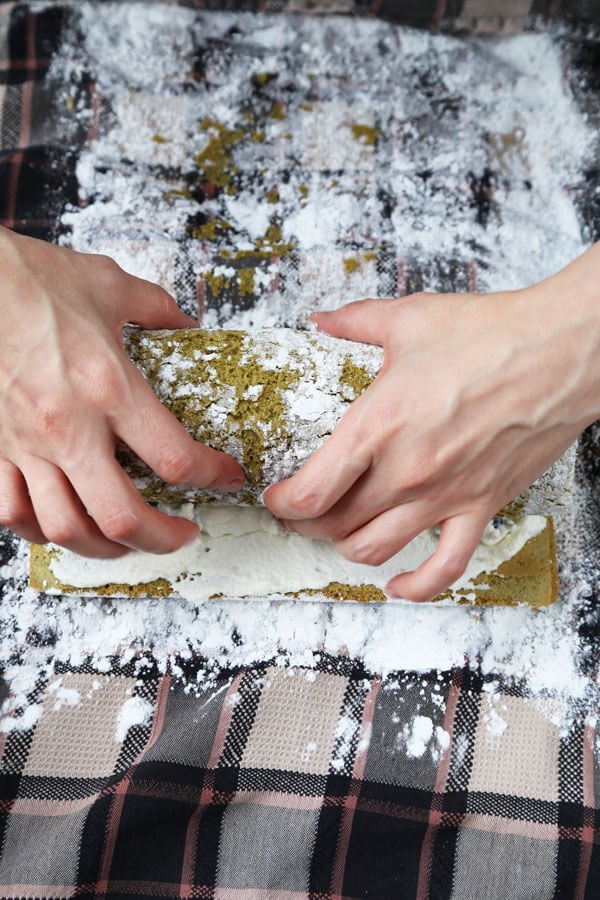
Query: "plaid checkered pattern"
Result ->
[[1, 0, 598, 32], [1, 655, 600, 898], [2, 3, 600, 897], [0, 3, 80, 238], [30, 3, 589, 330], [0, 0, 598, 240]]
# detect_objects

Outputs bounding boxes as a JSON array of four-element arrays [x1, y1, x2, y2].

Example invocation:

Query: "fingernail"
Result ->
[[183, 525, 201, 546], [226, 476, 245, 491], [386, 583, 402, 599], [310, 311, 333, 328], [282, 520, 299, 535]]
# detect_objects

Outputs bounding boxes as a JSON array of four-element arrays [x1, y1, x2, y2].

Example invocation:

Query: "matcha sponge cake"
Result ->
[[29, 327, 565, 606], [120, 327, 573, 513], [119, 327, 382, 506]]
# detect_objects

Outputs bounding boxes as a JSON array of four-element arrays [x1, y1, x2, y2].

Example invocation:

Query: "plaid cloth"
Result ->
[[1, 4, 600, 898], [1, 654, 599, 898], [0, 3, 80, 238], [1, 0, 599, 34], [1, 0, 600, 240]]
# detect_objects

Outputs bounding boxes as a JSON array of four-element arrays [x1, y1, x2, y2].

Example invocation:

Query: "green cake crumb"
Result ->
[[339, 356, 373, 399], [350, 123, 380, 146], [195, 118, 244, 192], [126, 330, 304, 484]]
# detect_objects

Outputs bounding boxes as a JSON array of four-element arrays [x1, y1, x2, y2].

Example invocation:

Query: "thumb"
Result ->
[[311, 298, 398, 346]]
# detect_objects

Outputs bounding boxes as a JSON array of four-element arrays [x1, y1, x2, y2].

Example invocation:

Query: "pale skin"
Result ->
[[263, 243, 600, 601], [2, 224, 600, 598], [0, 225, 245, 559]]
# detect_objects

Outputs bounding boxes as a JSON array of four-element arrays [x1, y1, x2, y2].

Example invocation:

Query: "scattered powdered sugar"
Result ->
[[115, 695, 155, 743], [0, 7, 598, 746], [485, 707, 508, 737], [331, 714, 359, 772], [402, 715, 452, 761], [121, 328, 385, 504], [1, 511, 595, 740], [403, 715, 434, 758], [48, 678, 81, 712]]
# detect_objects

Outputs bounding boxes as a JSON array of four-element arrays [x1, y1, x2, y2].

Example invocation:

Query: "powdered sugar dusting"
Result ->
[[0, 7, 598, 742]]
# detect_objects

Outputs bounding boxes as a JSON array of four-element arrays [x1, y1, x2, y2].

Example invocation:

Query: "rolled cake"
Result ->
[[119, 327, 382, 506], [119, 327, 573, 513], [29, 327, 564, 605]]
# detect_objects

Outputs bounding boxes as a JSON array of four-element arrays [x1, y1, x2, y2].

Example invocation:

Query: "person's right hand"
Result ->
[[0, 227, 245, 558]]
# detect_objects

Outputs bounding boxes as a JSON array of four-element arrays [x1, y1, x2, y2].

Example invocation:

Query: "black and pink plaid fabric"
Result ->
[[0, 0, 598, 242], [1, 654, 600, 898], [0, 3, 80, 238], [2, 3, 600, 898]]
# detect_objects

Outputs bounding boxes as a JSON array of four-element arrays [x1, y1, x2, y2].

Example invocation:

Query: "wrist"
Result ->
[[515, 244, 600, 429]]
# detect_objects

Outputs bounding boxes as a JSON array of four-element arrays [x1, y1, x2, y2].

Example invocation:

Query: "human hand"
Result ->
[[0, 227, 245, 558], [264, 246, 600, 600]]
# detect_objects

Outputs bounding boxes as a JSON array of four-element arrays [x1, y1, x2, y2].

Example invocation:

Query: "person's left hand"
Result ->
[[262, 263, 600, 601]]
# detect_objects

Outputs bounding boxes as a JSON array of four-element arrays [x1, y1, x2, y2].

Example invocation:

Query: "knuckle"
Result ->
[[154, 285, 177, 317], [34, 397, 68, 441], [157, 447, 197, 485], [92, 254, 124, 286], [288, 485, 325, 519], [201, 473, 226, 492], [98, 508, 139, 543], [85, 355, 127, 403], [439, 553, 469, 584], [307, 514, 348, 543], [369, 546, 393, 566], [44, 519, 80, 548], [339, 537, 386, 567], [0, 496, 29, 530], [78, 357, 131, 416], [328, 523, 352, 543], [400, 456, 432, 496], [416, 454, 440, 487]]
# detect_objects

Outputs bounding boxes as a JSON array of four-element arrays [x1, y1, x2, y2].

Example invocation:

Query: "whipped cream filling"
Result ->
[[48, 507, 547, 603]]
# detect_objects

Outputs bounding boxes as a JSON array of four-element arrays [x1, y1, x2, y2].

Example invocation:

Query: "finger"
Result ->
[[19, 454, 129, 558], [311, 298, 401, 345], [69, 450, 201, 554], [278, 438, 417, 542], [279, 477, 383, 542], [386, 512, 488, 603], [0, 457, 46, 544], [118, 365, 246, 491], [86, 253, 197, 331], [263, 422, 371, 521], [332, 501, 433, 568], [119, 270, 197, 330]]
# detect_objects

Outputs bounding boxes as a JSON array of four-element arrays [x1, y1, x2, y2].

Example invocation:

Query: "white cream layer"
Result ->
[[48, 508, 547, 602]]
